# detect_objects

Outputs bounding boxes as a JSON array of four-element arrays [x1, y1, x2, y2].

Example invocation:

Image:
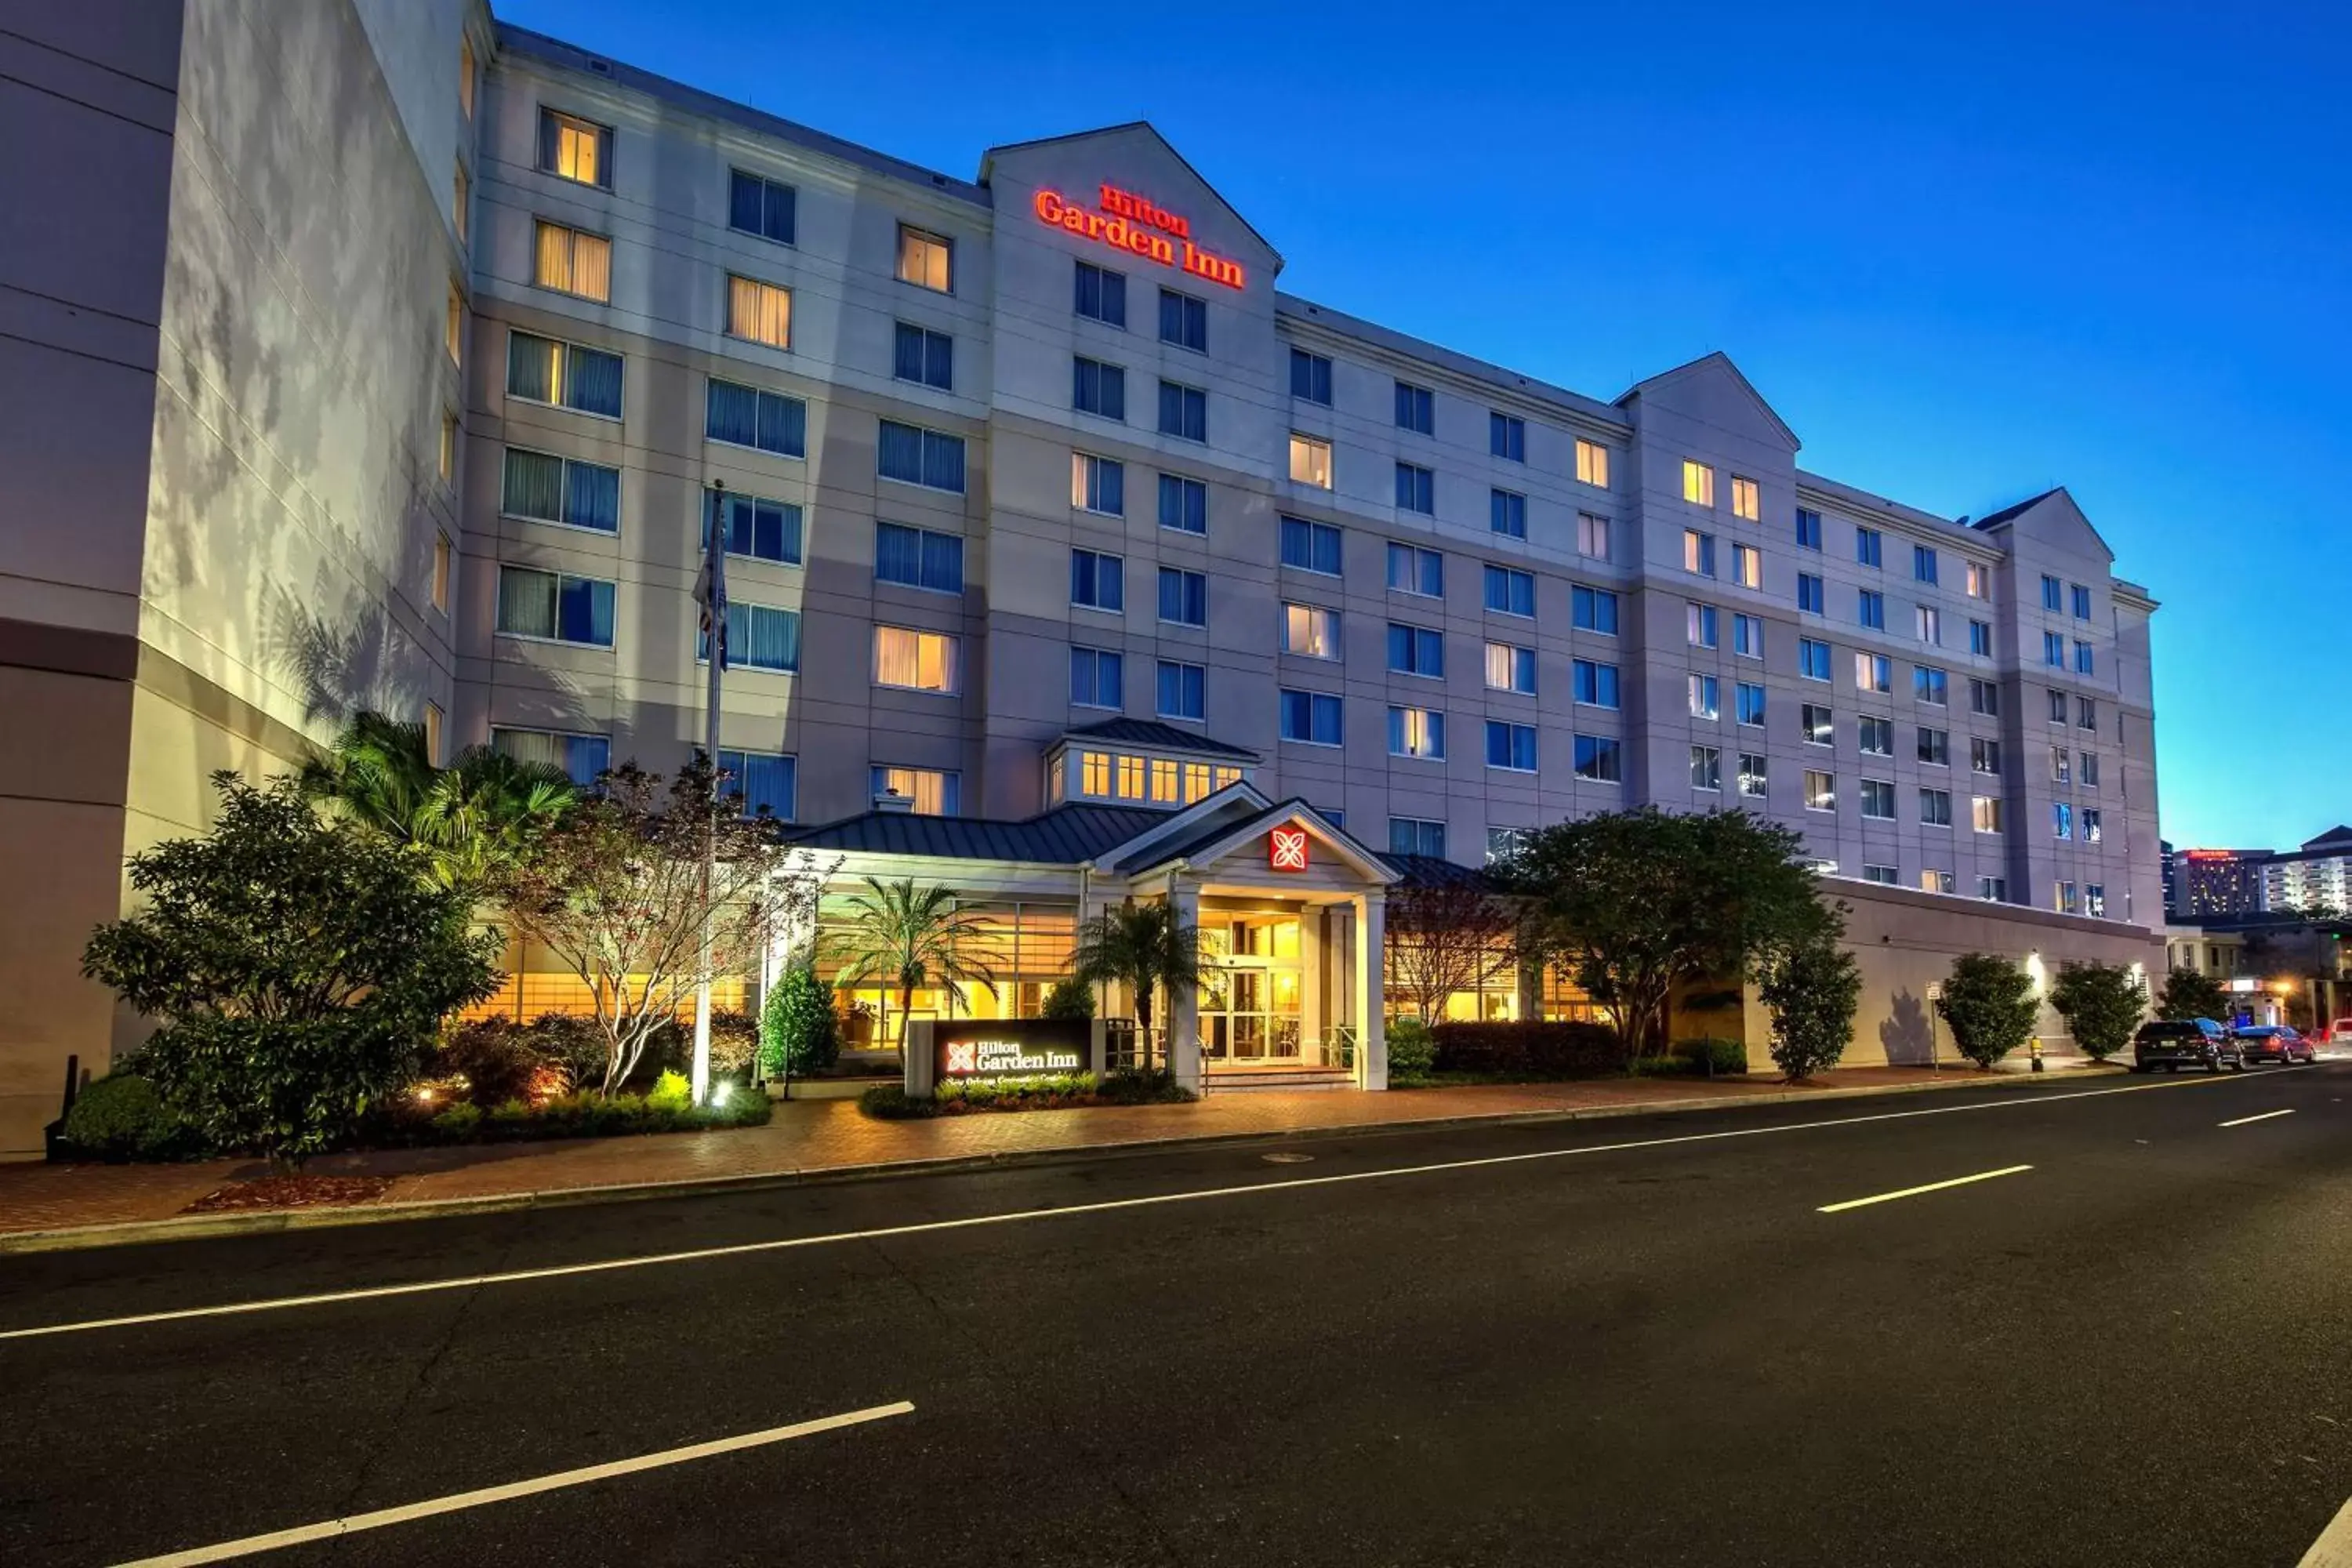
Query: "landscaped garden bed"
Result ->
[[858, 1069, 1195, 1119]]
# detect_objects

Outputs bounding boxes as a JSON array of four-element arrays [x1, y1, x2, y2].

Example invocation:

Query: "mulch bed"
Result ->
[[182, 1174, 396, 1214]]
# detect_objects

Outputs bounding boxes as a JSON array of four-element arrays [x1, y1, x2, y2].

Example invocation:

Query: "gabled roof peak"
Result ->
[[1614, 350, 1799, 451]]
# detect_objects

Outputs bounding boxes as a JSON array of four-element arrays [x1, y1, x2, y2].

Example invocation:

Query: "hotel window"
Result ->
[[1802, 704, 1834, 747], [1280, 516, 1342, 574], [506, 332, 622, 418], [1797, 508, 1824, 551], [872, 765, 960, 816], [1682, 459, 1715, 506], [1280, 688, 1345, 746], [1736, 681, 1766, 727], [725, 274, 791, 348], [717, 750, 796, 822], [494, 728, 608, 789], [1074, 260, 1127, 326], [1574, 735, 1623, 782], [1486, 641, 1537, 695], [1917, 605, 1941, 644], [1972, 795, 2004, 833], [1150, 760, 1181, 803], [1071, 452, 1125, 516], [1573, 585, 1620, 634], [445, 283, 463, 365], [1859, 716, 1893, 756], [1970, 736, 2002, 775], [423, 702, 443, 768], [1080, 751, 1112, 797], [1283, 602, 1341, 659], [1921, 787, 1953, 826], [707, 489, 804, 565], [1965, 561, 1990, 600], [1484, 564, 1535, 617], [1490, 412, 1526, 462], [1918, 727, 1949, 766], [1158, 288, 1207, 351], [1573, 659, 1620, 710], [1576, 438, 1610, 489], [1730, 476, 1760, 522], [1733, 613, 1762, 659], [2084, 807, 2103, 843], [1156, 659, 1207, 720], [1686, 602, 1719, 649], [706, 378, 804, 456], [1289, 433, 1333, 488], [1395, 461, 1435, 514], [1913, 545, 1939, 585], [877, 419, 966, 492], [1388, 706, 1446, 760], [1860, 779, 1896, 819], [1386, 622, 1444, 679], [698, 601, 802, 673], [1858, 588, 1885, 630], [873, 626, 958, 693], [1922, 869, 1956, 894], [1159, 474, 1207, 534], [1731, 543, 1760, 589], [1979, 875, 2009, 902], [1969, 619, 1992, 657], [1738, 753, 1769, 799], [2050, 745, 2072, 784], [501, 448, 619, 533], [896, 225, 953, 292], [538, 109, 611, 188], [1798, 573, 1824, 615], [438, 412, 457, 484], [2054, 879, 2078, 914], [2085, 884, 2106, 917], [1915, 666, 1949, 706], [1970, 678, 2000, 716], [1487, 827, 1528, 865], [1856, 652, 1890, 693], [1690, 745, 1722, 791], [1854, 526, 1882, 567], [1804, 771, 1836, 812], [1578, 512, 1611, 561], [1798, 637, 1831, 681], [2071, 583, 2092, 619], [495, 565, 614, 647], [729, 169, 797, 245], [1490, 488, 1526, 539], [1069, 547, 1125, 612], [1158, 567, 1207, 626], [1289, 347, 1332, 404], [454, 162, 469, 244], [1688, 673, 1719, 721], [1863, 865, 1900, 887], [875, 522, 964, 593], [2048, 688, 2068, 723], [894, 323, 953, 390], [1684, 529, 1716, 577], [1394, 380, 1434, 434], [1388, 543, 1443, 597], [2041, 573, 2063, 612], [459, 35, 475, 118], [1152, 380, 1205, 442], [1389, 818, 1446, 859], [2042, 630, 2066, 667], [430, 532, 451, 614], [2077, 695, 2097, 731], [2074, 640, 2094, 674], [2081, 753, 2101, 788]]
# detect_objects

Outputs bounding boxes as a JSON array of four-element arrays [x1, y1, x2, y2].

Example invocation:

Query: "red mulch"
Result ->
[[182, 1174, 397, 1214]]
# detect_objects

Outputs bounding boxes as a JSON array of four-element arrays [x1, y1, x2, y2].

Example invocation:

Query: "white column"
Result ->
[[1166, 877, 1203, 1091], [1298, 906, 1325, 1064], [1355, 890, 1387, 1090]]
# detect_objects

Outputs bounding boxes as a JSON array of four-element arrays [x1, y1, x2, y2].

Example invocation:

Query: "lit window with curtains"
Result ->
[[1576, 439, 1610, 488], [1071, 452, 1124, 516], [873, 626, 956, 693], [534, 221, 611, 301], [1388, 706, 1446, 760], [716, 750, 795, 821], [872, 765, 959, 815], [1682, 460, 1715, 506], [896, 225, 953, 292], [699, 601, 800, 673], [495, 566, 613, 647], [1283, 602, 1340, 659], [538, 109, 610, 187], [1289, 434, 1333, 488], [500, 448, 619, 533], [727, 274, 792, 349], [1486, 641, 1536, 695], [1731, 476, 1760, 521]]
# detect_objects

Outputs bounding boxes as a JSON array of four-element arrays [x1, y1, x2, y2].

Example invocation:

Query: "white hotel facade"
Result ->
[[1, 1, 2166, 1141]]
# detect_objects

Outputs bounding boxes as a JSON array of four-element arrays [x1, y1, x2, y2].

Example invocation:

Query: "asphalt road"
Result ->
[[4, 1065, 2350, 1567]]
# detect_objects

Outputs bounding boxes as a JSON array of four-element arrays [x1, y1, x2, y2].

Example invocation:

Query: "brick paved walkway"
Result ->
[[0, 1061, 2114, 1243]]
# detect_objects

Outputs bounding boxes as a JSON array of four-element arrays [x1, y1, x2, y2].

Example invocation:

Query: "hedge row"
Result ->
[[1428, 1020, 1624, 1076]]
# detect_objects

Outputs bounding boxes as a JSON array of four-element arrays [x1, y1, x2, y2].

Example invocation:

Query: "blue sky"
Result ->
[[498, 0, 2347, 851]]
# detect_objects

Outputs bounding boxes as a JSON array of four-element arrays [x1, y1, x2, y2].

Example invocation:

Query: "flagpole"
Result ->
[[691, 482, 726, 1105]]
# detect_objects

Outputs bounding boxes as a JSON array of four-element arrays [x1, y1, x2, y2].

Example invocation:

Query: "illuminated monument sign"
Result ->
[[935, 1018, 1091, 1080], [1033, 183, 1247, 289]]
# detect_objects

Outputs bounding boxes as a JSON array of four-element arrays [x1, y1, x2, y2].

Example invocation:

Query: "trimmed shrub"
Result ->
[[1385, 1017, 1438, 1082], [1039, 978, 1096, 1020], [1760, 931, 1861, 1081], [860, 1084, 935, 1120], [759, 963, 841, 1076], [646, 1069, 693, 1112], [1095, 1068, 1194, 1105], [862, 1069, 1194, 1119], [1936, 952, 2042, 1069], [439, 1019, 546, 1107], [1428, 1020, 1623, 1077], [1677, 1036, 1748, 1076], [60, 1073, 205, 1161]]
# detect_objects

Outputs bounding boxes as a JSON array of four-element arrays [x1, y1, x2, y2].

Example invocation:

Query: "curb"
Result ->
[[0, 1065, 2130, 1256]]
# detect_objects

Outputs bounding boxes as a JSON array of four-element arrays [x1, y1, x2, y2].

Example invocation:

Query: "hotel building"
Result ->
[[1, 1, 2167, 1142]]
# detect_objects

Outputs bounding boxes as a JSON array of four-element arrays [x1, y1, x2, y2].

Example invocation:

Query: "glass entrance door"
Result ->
[[1200, 913, 1303, 1064]]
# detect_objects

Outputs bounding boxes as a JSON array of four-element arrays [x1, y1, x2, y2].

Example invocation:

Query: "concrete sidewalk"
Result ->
[[0, 1060, 2120, 1251]]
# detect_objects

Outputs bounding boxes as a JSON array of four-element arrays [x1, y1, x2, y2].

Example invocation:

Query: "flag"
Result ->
[[695, 492, 729, 670]]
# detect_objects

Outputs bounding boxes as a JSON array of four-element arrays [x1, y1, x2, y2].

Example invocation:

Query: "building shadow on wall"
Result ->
[[1879, 989, 1935, 1065]]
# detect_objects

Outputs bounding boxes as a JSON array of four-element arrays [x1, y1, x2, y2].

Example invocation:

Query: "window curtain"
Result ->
[[495, 568, 557, 638], [564, 462, 619, 532], [506, 332, 557, 401], [920, 532, 963, 593], [757, 390, 804, 456], [564, 346, 622, 417], [921, 430, 964, 492], [743, 605, 799, 671], [556, 577, 614, 646], [502, 450, 562, 520], [706, 380, 758, 445], [875, 524, 922, 587]]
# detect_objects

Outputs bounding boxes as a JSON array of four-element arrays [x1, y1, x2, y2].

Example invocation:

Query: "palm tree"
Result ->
[[301, 711, 575, 891], [823, 878, 997, 1053], [1069, 900, 1207, 1070]]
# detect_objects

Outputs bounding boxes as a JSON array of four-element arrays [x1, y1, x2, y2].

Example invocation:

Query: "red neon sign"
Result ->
[[1269, 826, 1309, 872], [1033, 184, 1246, 290]]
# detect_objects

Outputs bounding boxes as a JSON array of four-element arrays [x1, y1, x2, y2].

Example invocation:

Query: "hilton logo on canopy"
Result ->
[[1269, 825, 1309, 872], [1033, 183, 1247, 289]]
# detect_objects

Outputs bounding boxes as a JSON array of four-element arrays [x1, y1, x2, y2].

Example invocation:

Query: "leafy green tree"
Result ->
[[1501, 808, 1835, 1066], [1759, 928, 1862, 1081], [82, 773, 503, 1168], [759, 961, 840, 1077], [2155, 966, 2228, 1022], [1070, 900, 1207, 1070], [1039, 978, 1096, 1020], [2047, 961, 2148, 1060], [825, 878, 998, 1054], [1935, 952, 2042, 1069], [300, 711, 577, 891]]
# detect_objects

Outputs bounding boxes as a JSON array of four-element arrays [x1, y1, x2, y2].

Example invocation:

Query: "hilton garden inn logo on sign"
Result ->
[[936, 1020, 1091, 1081], [1269, 825, 1309, 872]]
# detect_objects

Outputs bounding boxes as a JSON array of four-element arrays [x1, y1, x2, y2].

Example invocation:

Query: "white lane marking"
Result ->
[[2220, 1108, 2297, 1128], [1817, 1164, 2033, 1214], [0, 1071, 2275, 1342], [107, 1401, 913, 1567], [2297, 1494, 2352, 1568]]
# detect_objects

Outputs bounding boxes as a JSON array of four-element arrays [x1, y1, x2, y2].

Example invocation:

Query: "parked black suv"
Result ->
[[2132, 1018, 2241, 1073]]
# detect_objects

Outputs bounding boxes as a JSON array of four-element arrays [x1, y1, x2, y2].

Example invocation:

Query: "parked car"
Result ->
[[2230, 1025, 2314, 1065], [2328, 1018, 2352, 1047], [2132, 1018, 2241, 1073]]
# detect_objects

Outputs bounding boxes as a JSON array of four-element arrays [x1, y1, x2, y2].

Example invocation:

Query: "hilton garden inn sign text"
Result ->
[[1033, 183, 1247, 289]]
